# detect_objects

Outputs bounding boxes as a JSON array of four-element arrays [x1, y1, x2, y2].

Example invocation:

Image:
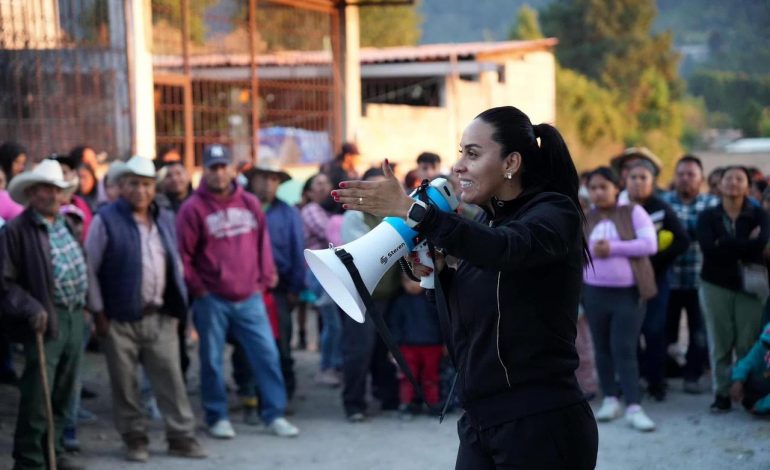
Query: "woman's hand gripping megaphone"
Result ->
[[407, 250, 445, 278], [331, 159, 415, 219]]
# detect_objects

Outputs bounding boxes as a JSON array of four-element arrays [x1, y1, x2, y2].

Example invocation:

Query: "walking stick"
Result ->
[[35, 332, 57, 470]]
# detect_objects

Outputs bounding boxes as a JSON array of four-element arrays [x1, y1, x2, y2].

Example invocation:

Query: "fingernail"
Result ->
[[334, 197, 340, 202], [339, 182, 347, 188], [342, 204, 349, 209], [331, 191, 338, 196]]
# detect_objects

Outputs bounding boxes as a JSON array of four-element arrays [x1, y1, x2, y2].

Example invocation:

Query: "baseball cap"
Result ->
[[203, 145, 232, 168]]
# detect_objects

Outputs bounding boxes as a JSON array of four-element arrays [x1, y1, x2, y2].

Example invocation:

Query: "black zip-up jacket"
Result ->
[[417, 190, 585, 429], [697, 198, 770, 291], [640, 195, 690, 277]]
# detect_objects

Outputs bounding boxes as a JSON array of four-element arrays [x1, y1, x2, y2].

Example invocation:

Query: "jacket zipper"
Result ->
[[496, 271, 512, 388]]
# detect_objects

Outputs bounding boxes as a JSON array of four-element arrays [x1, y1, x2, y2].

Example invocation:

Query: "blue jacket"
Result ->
[[732, 322, 770, 413], [95, 198, 188, 322], [389, 291, 442, 346], [265, 198, 305, 294]]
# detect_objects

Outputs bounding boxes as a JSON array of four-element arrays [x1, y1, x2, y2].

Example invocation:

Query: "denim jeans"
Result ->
[[639, 271, 671, 389], [583, 285, 645, 405], [318, 301, 343, 371], [193, 292, 286, 426]]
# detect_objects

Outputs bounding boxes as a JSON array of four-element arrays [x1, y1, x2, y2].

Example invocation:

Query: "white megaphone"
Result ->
[[304, 178, 459, 323]]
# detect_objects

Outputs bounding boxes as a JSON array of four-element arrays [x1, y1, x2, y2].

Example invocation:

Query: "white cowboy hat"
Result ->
[[8, 159, 76, 205], [247, 154, 291, 184], [111, 155, 156, 181]]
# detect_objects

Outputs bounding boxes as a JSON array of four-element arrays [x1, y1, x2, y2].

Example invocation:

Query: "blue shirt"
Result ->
[[264, 198, 306, 293]]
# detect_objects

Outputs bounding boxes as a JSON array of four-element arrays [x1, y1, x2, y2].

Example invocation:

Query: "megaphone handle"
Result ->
[[415, 244, 435, 289]]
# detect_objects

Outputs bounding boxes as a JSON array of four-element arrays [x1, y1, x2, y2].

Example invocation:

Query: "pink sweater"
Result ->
[[583, 204, 657, 288], [0, 190, 23, 221]]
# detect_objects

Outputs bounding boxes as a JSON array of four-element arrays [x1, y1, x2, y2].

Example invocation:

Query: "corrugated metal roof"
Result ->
[[153, 38, 557, 68]]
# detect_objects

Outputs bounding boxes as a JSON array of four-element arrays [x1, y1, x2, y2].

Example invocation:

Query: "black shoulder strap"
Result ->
[[416, 186, 458, 423], [334, 248, 426, 406]]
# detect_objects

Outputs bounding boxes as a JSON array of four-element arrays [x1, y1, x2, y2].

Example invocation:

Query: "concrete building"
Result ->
[[158, 39, 558, 172]]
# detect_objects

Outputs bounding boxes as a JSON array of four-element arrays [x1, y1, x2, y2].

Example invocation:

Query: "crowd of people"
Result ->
[[1, 135, 770, 469]]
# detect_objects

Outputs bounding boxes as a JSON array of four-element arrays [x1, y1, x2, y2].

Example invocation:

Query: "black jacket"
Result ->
[[0, 208, 101, 342], [640, 195, 690, 277], [417, 190, 585, 429], [697, 199, 770, 291]]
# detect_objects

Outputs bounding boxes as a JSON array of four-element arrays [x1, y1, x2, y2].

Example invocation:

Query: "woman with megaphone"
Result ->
[[332, 106, 598, 470]]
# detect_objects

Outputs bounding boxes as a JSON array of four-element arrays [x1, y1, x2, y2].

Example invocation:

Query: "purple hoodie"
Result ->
[[176, 182, 275, 302]]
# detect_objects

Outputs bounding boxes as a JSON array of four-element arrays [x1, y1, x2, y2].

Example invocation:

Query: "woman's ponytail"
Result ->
[[532, 123, 581, 215]]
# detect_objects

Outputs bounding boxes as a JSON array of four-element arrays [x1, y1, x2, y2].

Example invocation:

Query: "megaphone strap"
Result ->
[[334, 248, 427, 406]]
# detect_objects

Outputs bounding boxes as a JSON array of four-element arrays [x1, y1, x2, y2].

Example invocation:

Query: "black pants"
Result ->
[[456, 401, 598, 470], [341, 300, 399, 416], [665, 289, 707, 381]]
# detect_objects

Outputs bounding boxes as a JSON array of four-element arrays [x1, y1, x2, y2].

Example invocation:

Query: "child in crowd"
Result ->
[[730, 323, 770, 415], [389, 274, 444, 418]]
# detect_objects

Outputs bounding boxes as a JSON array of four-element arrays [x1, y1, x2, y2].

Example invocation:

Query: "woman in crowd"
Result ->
[[626, 161, 690, 401], [333, 106, 598, 469], [77, 164, 99, 212], [583, 167, 658, 431], [301, 173, 343, 386], [697, 166, 770, 412]]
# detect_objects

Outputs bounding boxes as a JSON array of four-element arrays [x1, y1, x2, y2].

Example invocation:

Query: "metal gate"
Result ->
[[0, 0, 131, 160], [152, 0, 341, 167]]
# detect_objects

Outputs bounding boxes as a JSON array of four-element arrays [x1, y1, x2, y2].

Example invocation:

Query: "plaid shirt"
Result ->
[[660, 191, 719, 290], [37, 213, 88, 310]]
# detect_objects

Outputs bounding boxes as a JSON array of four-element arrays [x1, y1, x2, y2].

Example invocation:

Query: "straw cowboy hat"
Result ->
[[8, 159, 76, 205], [247, 154, 291, 183], [610, 147, 663, 176], [110, 155, 156, 181]]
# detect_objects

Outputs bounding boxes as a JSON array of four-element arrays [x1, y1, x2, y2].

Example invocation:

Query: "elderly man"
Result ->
[[1, 159, 97, 470], [85, 156, 206, 463], [177, 145, 298, 439]]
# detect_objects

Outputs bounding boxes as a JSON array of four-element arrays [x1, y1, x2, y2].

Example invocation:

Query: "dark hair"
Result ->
[[587, 166, 621, 189], [676, 154, 703, 172], [708, 167, 726, 181], [77, 164, 98, 196], [68, 145, 93, 168], [404, 169, 420, 189], [363, 167, 385, 180], [475, 107, 581, 207], [416, 152, 441, 166], [753, 179, 768, 193], [0, 141, 26, 181], [722, 165, 752, 183], [303, 173, 321, 194], [475, 106, 587, 261]]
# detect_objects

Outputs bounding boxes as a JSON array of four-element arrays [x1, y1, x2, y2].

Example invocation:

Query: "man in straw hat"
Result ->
[[1, 158, 98, 470], [84, 156, 206, 463], [239, 155, 304, 418]]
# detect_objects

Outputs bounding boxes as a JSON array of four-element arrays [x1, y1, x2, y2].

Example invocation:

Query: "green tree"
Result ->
[[359, 5, 422, 47], [541, 0, 680, 99], [152, 0, 217, 45], [508, 5, 543, 41]]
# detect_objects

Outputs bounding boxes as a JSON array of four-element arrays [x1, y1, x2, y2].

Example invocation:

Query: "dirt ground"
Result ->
[[2, 345, 770, 470]]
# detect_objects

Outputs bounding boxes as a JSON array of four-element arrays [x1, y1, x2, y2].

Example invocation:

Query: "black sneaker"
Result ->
[[648, 383, 667, 402], [710, 394, 731, 413]]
